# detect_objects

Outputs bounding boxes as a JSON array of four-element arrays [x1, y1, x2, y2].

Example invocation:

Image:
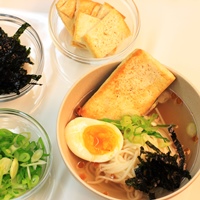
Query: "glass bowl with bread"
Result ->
[[57, 49, 200, 200], [49, 0, 140, 64], [0, 14, 44, 102]]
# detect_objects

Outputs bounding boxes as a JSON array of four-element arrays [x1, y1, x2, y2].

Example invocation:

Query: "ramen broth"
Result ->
[[71, 88, 197, 199], [153, 89, 197, 170]]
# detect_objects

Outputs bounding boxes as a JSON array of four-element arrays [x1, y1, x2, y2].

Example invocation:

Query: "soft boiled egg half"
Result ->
[[65, 117, 123, 163]]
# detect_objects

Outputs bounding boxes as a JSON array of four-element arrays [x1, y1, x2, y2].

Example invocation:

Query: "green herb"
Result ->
[[125, 126, 191, 200], [0, 128, 48, 199], [0, 23, 42, 95], [100, 114, 170, 145]]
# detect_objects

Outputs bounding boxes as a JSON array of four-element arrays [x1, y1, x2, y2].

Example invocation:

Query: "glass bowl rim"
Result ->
[[0, 107, 53, 200], [48, 0, 141, 64], [0, 13, 44, 102]]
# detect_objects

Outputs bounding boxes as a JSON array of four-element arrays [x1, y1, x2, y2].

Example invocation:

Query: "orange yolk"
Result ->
[[83, 125, 119, 155]]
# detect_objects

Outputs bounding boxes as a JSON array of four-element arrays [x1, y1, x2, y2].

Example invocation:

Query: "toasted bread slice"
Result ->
[[56, 0, 66, 8], [75, 0, 99, 16], [90, 3, 101, 17], [56, 0, 76, 35], [72, 12, 100, 47], [96, 2, 113, 19], [83, 8, 131, 58], [80, 49, 176, 120], [57, 12, 74, 35], [56, 0, 76, 19]]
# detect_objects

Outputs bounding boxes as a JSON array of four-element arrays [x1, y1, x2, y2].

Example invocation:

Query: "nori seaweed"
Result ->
[[125, 126, 191, 200], [0, 23, 41, 95]]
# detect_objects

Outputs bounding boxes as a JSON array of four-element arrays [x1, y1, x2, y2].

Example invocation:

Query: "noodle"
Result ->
[[85, 139, 147, 199]]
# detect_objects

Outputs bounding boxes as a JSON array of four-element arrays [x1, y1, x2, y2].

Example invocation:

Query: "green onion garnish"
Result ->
[[0, 128, 49, 199], [100, 114, 171, 145]]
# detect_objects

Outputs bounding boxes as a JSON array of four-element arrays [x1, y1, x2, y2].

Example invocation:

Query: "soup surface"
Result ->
[[68, 88, 198, 199]]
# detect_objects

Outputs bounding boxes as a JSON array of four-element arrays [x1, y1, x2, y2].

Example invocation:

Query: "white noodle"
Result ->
[[86, 139, 148, 199]]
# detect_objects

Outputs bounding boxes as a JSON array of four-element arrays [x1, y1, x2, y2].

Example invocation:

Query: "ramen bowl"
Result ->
[[49, 0, 140, 65], [57, 61, 200, 199], [0, 14, 44, 102], [0, 108, 52, 200]]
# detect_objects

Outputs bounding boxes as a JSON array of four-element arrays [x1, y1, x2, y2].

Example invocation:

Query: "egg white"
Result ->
[[65, 117, 123, 163]]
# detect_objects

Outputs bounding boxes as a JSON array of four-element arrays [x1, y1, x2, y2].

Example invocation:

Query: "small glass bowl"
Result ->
[[0, 108, 52, 200], [49, 0, 140, 65], [0, 14, 44, 102]]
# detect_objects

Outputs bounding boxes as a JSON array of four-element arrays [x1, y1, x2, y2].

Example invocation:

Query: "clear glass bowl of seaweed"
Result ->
[[0, 14, 44, 102]]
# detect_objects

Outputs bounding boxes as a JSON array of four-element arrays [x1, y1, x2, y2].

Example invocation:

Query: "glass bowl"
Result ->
[[57, 61, 200, 200], [0, 108, 52, 200], [49, 0, 140, 65], [0, 14, 44, 102]]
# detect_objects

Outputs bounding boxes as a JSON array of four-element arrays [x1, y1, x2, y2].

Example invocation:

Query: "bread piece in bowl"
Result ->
[[80, 49, 176, 120]]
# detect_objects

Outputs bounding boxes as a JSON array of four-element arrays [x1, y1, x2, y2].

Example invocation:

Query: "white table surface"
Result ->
[[0, 0, 200, 199]]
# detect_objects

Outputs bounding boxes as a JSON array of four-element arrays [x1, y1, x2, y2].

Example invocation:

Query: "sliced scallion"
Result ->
[[0, 128, 49, 199]]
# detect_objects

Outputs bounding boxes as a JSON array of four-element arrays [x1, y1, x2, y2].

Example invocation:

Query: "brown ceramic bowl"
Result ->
[[57, 62, 200, 200]]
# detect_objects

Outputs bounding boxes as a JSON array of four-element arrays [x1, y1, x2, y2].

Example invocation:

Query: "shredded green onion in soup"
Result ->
[[100, 114, 172, 148]]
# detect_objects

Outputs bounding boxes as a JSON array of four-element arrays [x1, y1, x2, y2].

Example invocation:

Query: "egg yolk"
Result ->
[[83, 125, 119, 155]]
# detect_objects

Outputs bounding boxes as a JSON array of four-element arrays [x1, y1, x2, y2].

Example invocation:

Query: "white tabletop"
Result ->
[[0, 0, 200, 199]]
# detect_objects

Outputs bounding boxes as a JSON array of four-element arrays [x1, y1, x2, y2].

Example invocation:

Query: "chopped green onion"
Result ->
[[30, 174, 39, 187], [10, 158, 19, 179], [20, 160, 47, 167], [18, 152, 31, 162], [0, 128, 49, 199], [186, 122, 197, 138], [0, 157, 12, 185], [37, 137, 45, 150], [31, 149, 43, 163], [100, 114, 171, 145]]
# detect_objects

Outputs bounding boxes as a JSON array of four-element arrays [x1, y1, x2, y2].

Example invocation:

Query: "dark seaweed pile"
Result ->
[[0, 23, 41, 95], [125, 126, 191, 200]]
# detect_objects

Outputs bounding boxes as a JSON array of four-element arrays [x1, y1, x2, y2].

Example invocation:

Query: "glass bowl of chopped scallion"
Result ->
[[0, 14, 44, 102], [0, 108, 52, 199]]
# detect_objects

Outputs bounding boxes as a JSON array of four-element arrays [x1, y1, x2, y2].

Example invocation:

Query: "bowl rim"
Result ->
[[48, 0, 141, 64], [0, 13, 44, 102], [57, 61, 200, 200], [0, 108, 53, 200]]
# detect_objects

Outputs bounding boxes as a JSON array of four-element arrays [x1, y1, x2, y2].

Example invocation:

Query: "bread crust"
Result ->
[[56, 0, 76, 19], [80, 49, 176, 120]]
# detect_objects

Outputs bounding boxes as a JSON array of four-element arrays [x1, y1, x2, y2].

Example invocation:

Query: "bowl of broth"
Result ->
[[57, 59, 200, 200]]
